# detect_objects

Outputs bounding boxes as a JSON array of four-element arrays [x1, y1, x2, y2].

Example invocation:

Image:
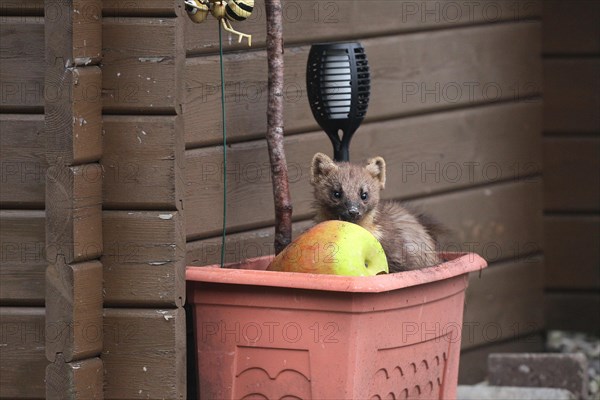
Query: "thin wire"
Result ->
[[219, 21, 227, 268]]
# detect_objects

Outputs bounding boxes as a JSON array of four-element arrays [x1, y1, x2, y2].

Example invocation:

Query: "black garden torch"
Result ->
[[306, 42, 370, 162]]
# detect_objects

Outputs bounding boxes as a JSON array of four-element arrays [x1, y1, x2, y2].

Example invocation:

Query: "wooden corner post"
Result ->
[[44, 1, 104, 398]]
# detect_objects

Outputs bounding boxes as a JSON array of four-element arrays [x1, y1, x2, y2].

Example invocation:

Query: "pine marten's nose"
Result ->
[[348, 207, 360, 218]]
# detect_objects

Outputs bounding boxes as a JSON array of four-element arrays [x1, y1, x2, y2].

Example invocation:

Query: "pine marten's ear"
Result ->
[[311, 153, 337, 184], [365, 156, 386, 189]]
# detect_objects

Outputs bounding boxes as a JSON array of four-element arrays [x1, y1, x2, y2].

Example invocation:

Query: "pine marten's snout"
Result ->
[[341, 204, 361, 222]]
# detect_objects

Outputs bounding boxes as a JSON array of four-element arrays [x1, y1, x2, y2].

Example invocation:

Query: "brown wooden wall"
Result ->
[[1, 1, 187, 398], [1, 4, 47, 397], [0, 0, 552, 396], [542, 0, 600, 335]]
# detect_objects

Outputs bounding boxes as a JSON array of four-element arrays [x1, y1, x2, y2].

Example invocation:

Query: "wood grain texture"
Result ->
[[462, 257, 545, 350], [0, 114, 46, 207], [102, 211, 185, 307], [102, 115, 184, 210], [458, 334, 545, 384], [187, 179, 544, 267], [184, 0, 541, 54], [45, 164, 103, 264], [543, 137, 600, 212], [45, 259, 103, 362], [184, 22, 542, 146], [545, 292, 600, 335], [102, 17, 184, 113], [46, 356, 103, 400], [103, 308, 185, 400], [103, 0, 182, 16], [543, 59, 600, 133], [2, 16, 185, 113], [1, 0, 183, 16], [544, 215, 600, 289], [0, 210, 46, 305], [45, 66, 103, 165], [44, 0, 102, 66], [44, 0, 102, 166], [0, 17, 44, 111], [43, 7, 104, 395], [185, 101, 543, 240], [0, 307, 46, 399], [416, 180, 544, 265], [2, 114, 186, 210], [0, 0, 44, 15], [542, 0, 600, 55]]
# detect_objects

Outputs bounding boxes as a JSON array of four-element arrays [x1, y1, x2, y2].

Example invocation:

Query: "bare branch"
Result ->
[[265, 0, 292, 254]]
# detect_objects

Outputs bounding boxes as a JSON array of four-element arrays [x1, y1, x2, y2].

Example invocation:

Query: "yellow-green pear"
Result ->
[[267, 220, 389, 276]]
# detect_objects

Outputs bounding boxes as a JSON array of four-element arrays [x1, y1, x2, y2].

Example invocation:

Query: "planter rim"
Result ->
[[186, 252, 486, 293]]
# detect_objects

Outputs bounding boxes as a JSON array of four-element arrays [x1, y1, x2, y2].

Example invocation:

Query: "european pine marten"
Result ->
[[310, 152, 441, 272]]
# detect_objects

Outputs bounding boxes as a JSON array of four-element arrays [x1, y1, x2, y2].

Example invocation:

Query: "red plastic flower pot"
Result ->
[[186, 252, 487, 399]]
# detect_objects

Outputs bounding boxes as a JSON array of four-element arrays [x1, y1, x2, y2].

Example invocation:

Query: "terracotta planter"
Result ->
[[186, 252, 487, 399]]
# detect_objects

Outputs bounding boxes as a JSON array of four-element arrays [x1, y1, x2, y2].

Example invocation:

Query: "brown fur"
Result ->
[[310, 152, 441, 272]]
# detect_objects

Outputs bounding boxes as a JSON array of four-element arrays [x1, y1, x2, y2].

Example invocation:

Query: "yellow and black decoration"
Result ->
[[185, 0, 254, 46]]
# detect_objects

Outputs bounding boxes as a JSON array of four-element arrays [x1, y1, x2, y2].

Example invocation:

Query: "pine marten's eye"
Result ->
[[332, 190, 342, 199], [361, 191, 368, 201]]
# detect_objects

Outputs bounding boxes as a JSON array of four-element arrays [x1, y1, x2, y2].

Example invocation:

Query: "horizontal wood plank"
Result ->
[[544, 215, 600, 289], [184, 0, 541, 54], [185, 101, 542, 240], [45, 259, 103, 363], [1, 17, 185, 113], [543, 137, 600, 212], [0, 307, 46, 399], [1, 0, 541, 22], [4, 114, 186, 210], [543, 59, 600, 133], [46, 356, 103, 400], [0, 17, 44, 112], [45, 164, 103, 264], [462, 257, 545, 350], [102, 115, 184, 210], [413, 180, 543, 264], [0, 1, 44, 15], [0, 114, 46, 207], [102, 17, 184, 113], [44, 0, 102, 67], [102, 211, 185, 307], [187, 179, 544, 267], [184, 22, 542, 147], [1, 0, 182, 16], [458, 334, 545, 384], [103, 308, 185, 400], [0, 210, 45, 305], [45, 66, 103, 166], [542, 0, 600, 54], [1, 19, 542, 129], [545, 292, 600, 335], [103, 0, 181, 16]]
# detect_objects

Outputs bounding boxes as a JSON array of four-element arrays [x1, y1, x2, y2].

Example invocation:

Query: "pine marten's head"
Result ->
[[310, 152, 386, 223]]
